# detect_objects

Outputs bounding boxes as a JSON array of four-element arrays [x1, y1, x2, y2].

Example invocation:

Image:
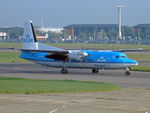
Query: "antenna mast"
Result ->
[[41, 17, 44, 34], [116, 6, 123, 39]]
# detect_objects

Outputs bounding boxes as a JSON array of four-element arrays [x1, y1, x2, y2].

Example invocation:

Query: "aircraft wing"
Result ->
[[113, 48, 143, 52], [20, 47, 70, 61], [20, 49, 69, 54], [93, 48, 143, 52], [91, 48, 143, 52], [20, 43, 70, 54]]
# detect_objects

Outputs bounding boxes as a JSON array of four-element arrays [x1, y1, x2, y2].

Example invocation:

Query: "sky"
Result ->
[[0, 0, 149, 27]]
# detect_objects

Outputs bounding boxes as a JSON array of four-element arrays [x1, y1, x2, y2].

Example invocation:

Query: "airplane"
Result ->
[[20, 20, 140, 76]]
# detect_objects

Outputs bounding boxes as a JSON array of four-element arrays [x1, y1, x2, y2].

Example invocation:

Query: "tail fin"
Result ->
[[22, 20, 38, 50]]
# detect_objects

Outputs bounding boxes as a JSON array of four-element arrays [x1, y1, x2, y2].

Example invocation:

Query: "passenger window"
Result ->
[[116, 56, 119, 58]]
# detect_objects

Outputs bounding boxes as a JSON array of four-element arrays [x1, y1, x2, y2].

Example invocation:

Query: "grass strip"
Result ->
[[47, 43, 150, 50], [0, 51, 28, 63], [0, 43, 150, 50], [0, 77, 120, 94], [0, 43, 21, 48], [132, 65, 150, 72], [127, 54, 150, 60]]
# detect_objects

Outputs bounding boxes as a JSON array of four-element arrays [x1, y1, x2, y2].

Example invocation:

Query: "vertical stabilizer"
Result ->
[[22, 20, 38, 50]]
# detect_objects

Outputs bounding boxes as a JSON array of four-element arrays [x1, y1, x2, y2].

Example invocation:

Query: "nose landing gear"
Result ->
[[125, 67, 131, 76]]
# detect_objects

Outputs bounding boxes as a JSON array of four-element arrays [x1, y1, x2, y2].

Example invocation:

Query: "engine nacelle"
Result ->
[[68, 50, 88, 61]]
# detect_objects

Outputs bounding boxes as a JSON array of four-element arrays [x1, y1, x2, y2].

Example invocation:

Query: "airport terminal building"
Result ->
[[64, 24, 118, 39], [63, 24, 150, 44]]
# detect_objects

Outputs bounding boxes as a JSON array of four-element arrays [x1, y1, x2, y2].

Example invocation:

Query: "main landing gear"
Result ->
[[125, 67, 131, 76], [92, 68, 99, 73], [61, 61, 68, 74], [61, 68, 68, 74]]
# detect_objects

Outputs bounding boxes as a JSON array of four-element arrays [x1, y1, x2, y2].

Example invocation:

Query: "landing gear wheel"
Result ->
[[92, 69, 99, 73], [125, 71, 130, 76], [125, 67, 131, 76], [61, 68, 68, 74]]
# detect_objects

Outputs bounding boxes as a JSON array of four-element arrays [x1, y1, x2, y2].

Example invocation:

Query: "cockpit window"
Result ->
[[116, 56, 126, 58], [121, 56, 126, 58]]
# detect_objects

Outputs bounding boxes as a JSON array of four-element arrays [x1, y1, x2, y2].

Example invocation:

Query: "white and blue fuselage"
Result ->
[[20, 50, 138, 69]]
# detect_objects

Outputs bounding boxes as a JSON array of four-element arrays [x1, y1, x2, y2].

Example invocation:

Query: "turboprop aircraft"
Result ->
[[20, 20, 140, 75]]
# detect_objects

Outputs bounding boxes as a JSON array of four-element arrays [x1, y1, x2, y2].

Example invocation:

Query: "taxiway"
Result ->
[[0, 63, 150, 87]]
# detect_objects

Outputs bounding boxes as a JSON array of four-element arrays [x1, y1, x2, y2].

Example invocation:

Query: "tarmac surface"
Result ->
[[0, 63, 150, 88], [0, 63, 150, 113], [0, 88, 150, 113]]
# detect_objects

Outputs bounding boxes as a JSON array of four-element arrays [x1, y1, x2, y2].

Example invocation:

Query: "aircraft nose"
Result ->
[[131, 59, 138, 66]]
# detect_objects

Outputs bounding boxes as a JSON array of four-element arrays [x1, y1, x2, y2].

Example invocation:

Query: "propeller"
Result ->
[[80, 51, 88, 62], [67, 50, 88, 62]]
